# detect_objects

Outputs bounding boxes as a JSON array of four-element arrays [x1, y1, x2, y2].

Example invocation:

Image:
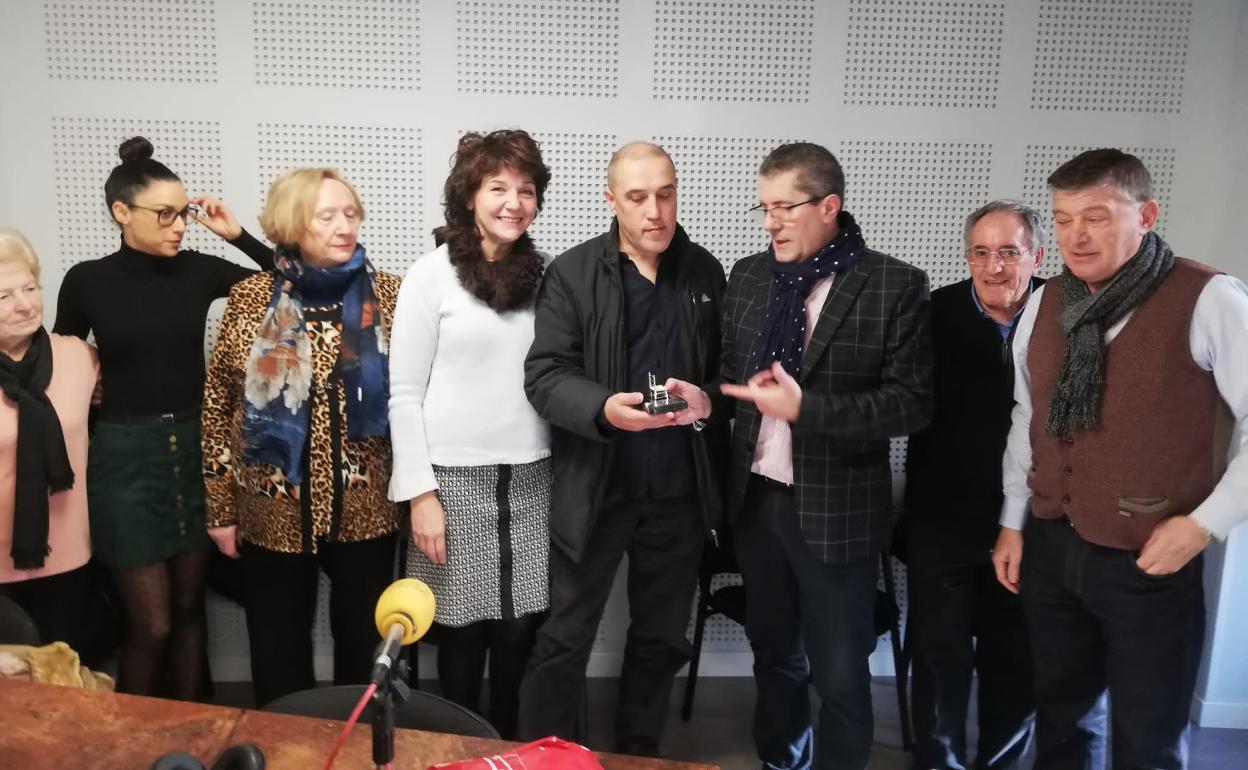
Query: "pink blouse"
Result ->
[[0, 334, 98, 583]]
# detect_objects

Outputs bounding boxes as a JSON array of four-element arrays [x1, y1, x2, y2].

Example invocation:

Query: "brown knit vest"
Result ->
[[1028, 258, 1230, 551]]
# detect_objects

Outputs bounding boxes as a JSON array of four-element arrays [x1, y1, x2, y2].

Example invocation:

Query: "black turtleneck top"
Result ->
[[53, 231, 274, 418]]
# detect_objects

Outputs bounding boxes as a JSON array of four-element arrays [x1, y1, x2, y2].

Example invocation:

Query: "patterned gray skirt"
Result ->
[[406, 457, 551, 627]]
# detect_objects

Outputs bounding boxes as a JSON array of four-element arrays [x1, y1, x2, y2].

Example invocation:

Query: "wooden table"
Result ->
[[0, 679, 718, 770]]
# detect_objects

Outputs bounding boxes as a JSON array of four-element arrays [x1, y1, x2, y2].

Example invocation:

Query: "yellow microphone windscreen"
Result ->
[[374, 578, 436, 645]]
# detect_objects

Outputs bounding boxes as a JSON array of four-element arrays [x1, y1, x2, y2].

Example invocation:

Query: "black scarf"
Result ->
[[746, 210, 866, 378], [0, 328, 75, 569], [1045, 231, 1175, 438]]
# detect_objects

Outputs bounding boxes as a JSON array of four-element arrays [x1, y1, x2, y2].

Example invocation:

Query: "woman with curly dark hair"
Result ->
[[388, 129, 551, 737]]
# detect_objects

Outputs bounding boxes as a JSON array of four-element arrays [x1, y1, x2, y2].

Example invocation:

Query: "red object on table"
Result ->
[[428, 736, 605, 770]]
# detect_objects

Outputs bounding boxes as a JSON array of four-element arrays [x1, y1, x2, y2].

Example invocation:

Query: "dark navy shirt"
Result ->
[[607, 252, 696, 500]]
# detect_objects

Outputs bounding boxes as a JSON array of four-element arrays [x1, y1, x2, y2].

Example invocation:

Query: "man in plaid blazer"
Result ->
[[721, 142, 933, 770]]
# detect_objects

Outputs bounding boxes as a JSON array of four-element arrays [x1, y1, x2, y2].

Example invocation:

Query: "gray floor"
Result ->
[[213, 676, 1248, 769]]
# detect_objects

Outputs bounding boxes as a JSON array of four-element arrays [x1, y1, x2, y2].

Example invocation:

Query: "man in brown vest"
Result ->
[[989, 148, 1248, 769]]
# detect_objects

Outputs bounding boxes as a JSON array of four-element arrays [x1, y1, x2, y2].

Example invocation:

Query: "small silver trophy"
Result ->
[[643, 372, 688, 415]]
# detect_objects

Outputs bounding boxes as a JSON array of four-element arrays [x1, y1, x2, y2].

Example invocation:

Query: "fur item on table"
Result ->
[[0, 641, 115, 691]]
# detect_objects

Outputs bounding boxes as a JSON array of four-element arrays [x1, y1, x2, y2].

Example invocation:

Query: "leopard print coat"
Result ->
[[202, 269, 401, 553]]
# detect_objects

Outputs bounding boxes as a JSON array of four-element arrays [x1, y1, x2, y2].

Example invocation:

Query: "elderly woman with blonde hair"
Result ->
[[201, 168, 401, 705], [0, 230, 98, 656]]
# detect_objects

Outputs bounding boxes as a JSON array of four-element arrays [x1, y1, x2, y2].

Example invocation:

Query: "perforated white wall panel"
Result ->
[[656, 135, 799, 268], [840, 141, 994, 289], [526, 132, 618, 256], [44, 0, 219, 83], [253, 0, 420, 90], [653, 0, 814, 102], [256, 123, 424, 276], [845, 0, 1004, 108], [2, 0, 1242, 688], [456, 0, 620, 97], [1031, 0, 1192, 113]]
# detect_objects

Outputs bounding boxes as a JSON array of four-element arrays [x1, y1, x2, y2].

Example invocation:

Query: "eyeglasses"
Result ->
[[748, 195, 830, 224], [128, 203, 201, 227], [966, 246, 1027, 265]]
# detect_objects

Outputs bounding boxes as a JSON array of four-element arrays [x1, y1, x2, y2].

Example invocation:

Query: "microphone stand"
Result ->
[[371, 656, 411, 770]]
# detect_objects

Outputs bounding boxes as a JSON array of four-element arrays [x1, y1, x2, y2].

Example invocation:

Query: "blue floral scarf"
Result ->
[[241, 244, 389, 484]]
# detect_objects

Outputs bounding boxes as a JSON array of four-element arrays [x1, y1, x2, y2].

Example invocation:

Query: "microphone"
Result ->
[[369, 578, 436, 687]]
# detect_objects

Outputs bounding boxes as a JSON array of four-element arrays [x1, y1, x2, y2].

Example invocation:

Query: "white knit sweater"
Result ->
[[387, 244, 551, 502]]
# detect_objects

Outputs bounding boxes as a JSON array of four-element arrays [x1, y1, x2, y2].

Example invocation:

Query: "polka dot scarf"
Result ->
[[746, 211, 865, 379]]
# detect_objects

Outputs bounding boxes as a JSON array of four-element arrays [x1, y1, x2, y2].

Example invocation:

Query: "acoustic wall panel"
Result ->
[[44, 0, 219, 83], [655, 135, 801, 268], [526, 132, 618, 256], [51, 117, 225, 275], [839, 140, 994, 289], [253, 0, 420, 90], [653, 0, 814, 102], [256, 123, 423, 276], [1031, 0, 1191, 113], [845, 0, 1005, 108], [456, 0, 620, 97]]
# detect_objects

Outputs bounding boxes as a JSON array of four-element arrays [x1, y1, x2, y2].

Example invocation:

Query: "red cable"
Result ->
[[321, 681, 379, 770]]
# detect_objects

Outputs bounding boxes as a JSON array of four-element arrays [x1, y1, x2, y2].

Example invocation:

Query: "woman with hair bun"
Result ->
[[53, 136, 273, 699], [388, 129, 552, 737]]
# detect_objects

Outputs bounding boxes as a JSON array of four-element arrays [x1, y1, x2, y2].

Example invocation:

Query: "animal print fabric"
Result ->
[[202, 270, 401, 554]]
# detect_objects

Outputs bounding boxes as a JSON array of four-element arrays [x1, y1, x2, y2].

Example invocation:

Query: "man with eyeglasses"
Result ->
[[901, 200, 1045, 770], [720, 142, 933, 770], [990, 150, 1248, 769]]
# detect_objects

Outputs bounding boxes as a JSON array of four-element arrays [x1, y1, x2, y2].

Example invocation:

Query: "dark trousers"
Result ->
[[518, 494, 704, 756], [735, 476, 879, 770], [435, 613, 545, 740], [907, 553, 1035, 770], [1021, 517, 1205, 770], [0, 564, 93, 654], [241, 534, 396, 707]]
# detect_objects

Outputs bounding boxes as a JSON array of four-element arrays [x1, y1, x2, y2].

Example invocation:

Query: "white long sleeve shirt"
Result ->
[[1000, 273, 1248, 539], [387, 245, 550, 502]]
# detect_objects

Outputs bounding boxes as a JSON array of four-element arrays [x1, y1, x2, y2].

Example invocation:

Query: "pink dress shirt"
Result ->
[[751, 274, 836, 484]]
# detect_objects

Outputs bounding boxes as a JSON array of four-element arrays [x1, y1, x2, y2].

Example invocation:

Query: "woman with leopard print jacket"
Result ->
[[201, 168, 400, 707]]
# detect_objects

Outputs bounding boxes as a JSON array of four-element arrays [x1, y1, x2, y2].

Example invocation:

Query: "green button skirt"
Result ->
[[87, 414, 211, 569]]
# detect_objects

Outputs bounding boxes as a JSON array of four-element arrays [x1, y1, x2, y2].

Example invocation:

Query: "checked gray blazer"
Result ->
[[721, 246, 934, 565]]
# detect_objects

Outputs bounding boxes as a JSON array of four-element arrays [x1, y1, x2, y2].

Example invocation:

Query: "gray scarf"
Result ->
[[1045, 231, 1174, 438]]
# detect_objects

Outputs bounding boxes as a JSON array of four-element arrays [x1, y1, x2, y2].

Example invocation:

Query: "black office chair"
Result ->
[[879, 549, 914, 751], [681, 537, 746, 721], [261, 684, 500, 739], [0, 594, 41, 646], [680, 544, 914, 751]]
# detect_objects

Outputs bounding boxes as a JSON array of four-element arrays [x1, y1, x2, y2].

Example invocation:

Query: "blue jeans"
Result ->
[[1021, 516, 1205, 770], [735, 476, 879, 770]]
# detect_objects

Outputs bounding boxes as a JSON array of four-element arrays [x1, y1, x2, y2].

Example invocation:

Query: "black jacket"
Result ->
[[722, 246, 934, 565], [903, 276, 1044, 565], [525, 221, 730, 562]]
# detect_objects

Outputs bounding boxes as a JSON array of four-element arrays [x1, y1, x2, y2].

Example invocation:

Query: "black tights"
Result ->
[[114, 549, 209, 700], [436, 613, 545, 739]]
